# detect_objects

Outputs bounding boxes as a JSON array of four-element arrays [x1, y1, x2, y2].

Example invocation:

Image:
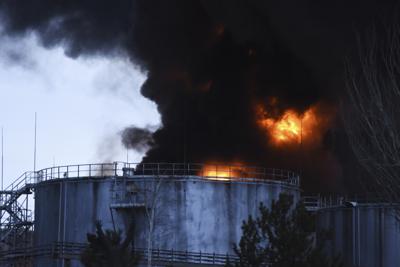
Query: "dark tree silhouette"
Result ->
[[344, 24, 400, 205], [80, 220, 140, 267], [228, 194, 342, 267]]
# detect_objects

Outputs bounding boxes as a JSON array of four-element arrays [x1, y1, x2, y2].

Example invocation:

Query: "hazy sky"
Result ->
[[0, 29, 160, 188]]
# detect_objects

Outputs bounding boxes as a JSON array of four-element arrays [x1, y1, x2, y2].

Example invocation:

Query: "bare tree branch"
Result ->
[[344, 22, 400, 203]]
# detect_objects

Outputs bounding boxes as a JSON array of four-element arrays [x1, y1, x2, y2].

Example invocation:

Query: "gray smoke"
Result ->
[[121, 126, 154, 153]]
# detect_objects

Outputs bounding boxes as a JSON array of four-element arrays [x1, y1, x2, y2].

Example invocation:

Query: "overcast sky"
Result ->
[[0, 29, 160, 188]]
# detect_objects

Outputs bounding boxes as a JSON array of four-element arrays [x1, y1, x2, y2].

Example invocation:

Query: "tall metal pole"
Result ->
[[34, 112, 37, 172], [1, 127, 3, 244], [1, 126, 3, 191], [299, 117, 303, 180]]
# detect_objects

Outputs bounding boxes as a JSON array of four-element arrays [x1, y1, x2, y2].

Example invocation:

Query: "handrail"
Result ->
[[0, 242, 245, 266], [302, 194, 397, 211], [2, 171, 35, 192], [0, 163, 299, 212], [24, 162, 300, 187]]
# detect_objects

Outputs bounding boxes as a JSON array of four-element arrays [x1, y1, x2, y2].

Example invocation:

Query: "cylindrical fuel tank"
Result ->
[[316, 204, 400, 267], [33, 163, 300, 266]]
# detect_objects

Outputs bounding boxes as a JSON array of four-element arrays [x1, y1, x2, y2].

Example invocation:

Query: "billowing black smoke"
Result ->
[[0, 0, 398, 192], [121, 127, 153, 153]]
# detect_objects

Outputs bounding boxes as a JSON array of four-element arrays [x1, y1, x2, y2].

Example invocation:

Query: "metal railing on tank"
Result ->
[[17, 162, 299, 187], [0, 171, 35, 195], [302, 194, 394, 211], [0, 242, 246, 266], [134, 247, 240, 265]]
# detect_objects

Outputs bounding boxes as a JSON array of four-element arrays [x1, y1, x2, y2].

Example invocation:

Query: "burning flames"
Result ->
[[257, 102, 323, 146], [201, 163, 247, 181]]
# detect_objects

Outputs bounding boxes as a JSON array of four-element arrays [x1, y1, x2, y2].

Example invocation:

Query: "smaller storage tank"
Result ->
[[316, 201, 400, 267]]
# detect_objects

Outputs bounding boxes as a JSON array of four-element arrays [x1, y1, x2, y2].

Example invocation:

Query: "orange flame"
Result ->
[[200, 163, 247, 181], [257, 104, 320, 146]]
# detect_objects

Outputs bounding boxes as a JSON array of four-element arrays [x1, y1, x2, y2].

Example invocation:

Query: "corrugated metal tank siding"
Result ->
[[34, 178, 117, 247], [34, 178, 118, 267], [131, 178, 300, 254], [316, 205, 400, 267], [34, 176, 300, 266]]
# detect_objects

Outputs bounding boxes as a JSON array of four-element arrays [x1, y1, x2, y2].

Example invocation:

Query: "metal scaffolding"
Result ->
[[0, 172, 35, 249]]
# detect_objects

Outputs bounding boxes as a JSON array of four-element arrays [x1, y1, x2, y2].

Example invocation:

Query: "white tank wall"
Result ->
[[130, 178, 300, 254], [316, 205, 400, 267], [34, 176, 300, 266], [34, 178, 116, 246], [34, 178, 118, 267]]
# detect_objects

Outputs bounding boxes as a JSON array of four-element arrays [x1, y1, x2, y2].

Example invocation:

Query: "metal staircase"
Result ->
[[0, 172, 35, 248]]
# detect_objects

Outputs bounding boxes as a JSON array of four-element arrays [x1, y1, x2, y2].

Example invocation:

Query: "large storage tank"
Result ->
[[316, 202, 400, 267], [33, 162, 300, 266]]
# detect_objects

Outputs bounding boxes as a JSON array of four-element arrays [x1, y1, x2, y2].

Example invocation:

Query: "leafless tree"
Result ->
[[143, 176, 163, 267], [344, 23, 400, 204]]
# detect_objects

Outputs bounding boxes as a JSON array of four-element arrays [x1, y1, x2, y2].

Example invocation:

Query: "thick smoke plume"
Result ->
[[0, 0, 398, 192]]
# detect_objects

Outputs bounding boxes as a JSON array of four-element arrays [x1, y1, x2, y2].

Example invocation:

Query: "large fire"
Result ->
[[257, 103, 321, 146]]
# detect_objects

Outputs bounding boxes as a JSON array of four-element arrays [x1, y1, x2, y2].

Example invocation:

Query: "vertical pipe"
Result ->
[[63, 183, 67, 240], [357, 207, 360, 266], [57, 182, 63, 267], [62, 182, 67, 267], [352, 206, 359, 266], [352, 207, 355, 266], [379, 209, 384, 266], [26, 193, 28, 246]]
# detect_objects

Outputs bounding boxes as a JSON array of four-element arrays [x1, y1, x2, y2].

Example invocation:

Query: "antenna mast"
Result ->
[[1, 127, 3, 190], [299, 117, 303, 177], [34, 112, 37, 172]]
